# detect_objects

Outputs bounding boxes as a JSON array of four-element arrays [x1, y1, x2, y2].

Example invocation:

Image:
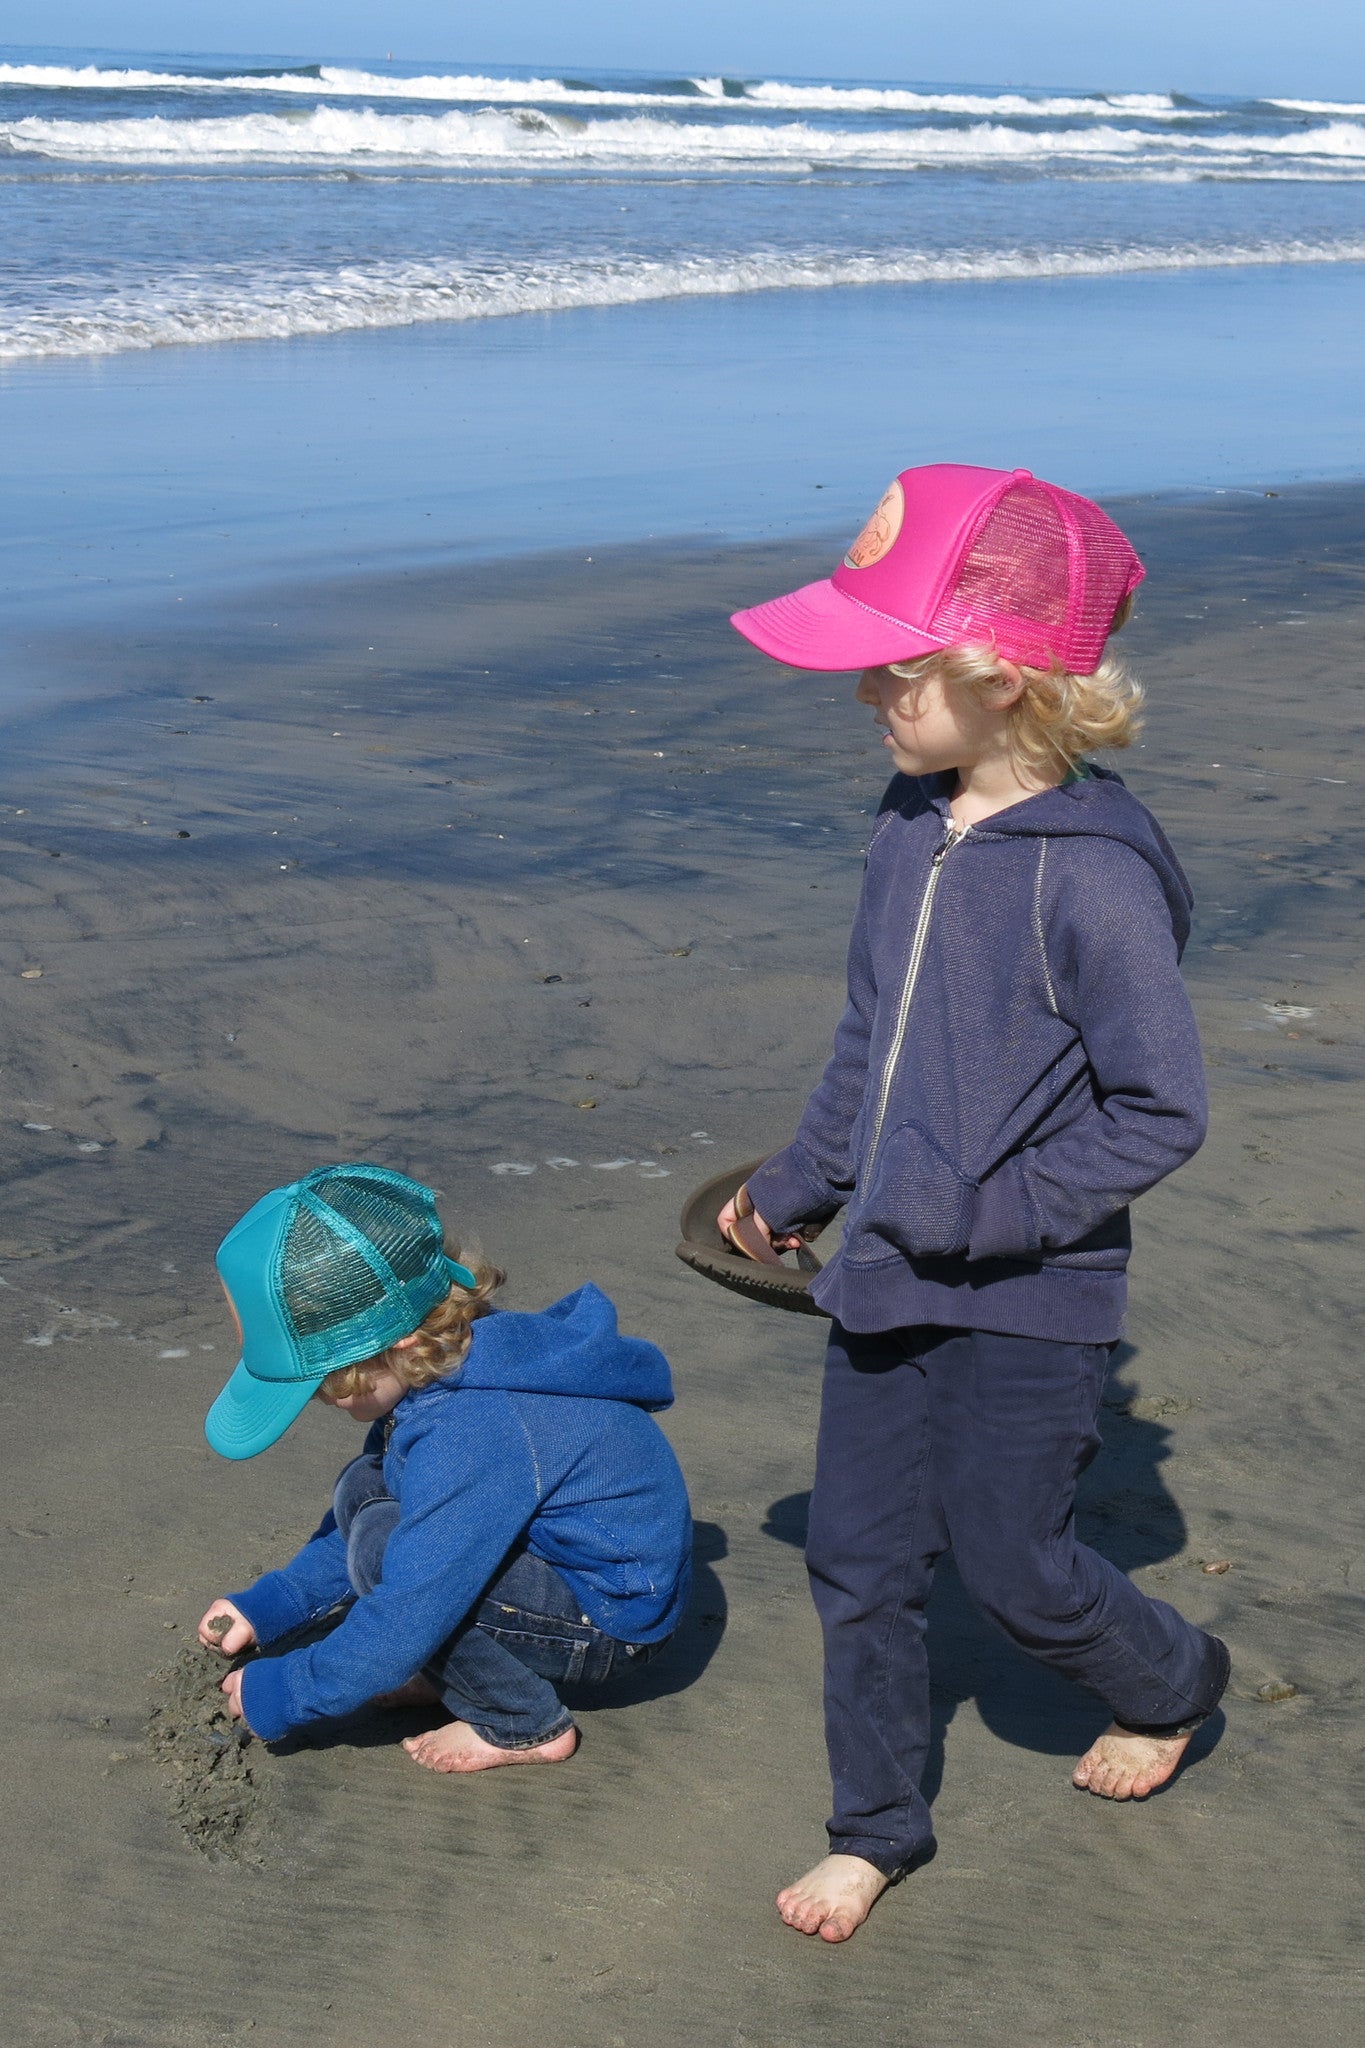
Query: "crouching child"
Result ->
[[198, 1163, 692, 1771]]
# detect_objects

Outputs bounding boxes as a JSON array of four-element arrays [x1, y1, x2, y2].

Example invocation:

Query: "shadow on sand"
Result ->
[[762, 1343, 1226, 1800]]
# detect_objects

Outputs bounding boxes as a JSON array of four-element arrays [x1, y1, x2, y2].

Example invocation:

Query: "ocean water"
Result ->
[[2, 45, 1365, 660], [4, 48, 1365, 358]]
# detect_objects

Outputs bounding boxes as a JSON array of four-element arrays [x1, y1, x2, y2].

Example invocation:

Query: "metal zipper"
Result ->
[[864, 821, 970, 1172]]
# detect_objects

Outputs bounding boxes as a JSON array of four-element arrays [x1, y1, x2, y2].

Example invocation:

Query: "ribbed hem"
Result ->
[[811, 1250, 1127, 1344], [559, 1564, 692, 1647], [238, 1655, 296, 1743]]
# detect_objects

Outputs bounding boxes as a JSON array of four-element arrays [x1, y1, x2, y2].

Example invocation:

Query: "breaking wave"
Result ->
[[6, 105, 1365, 169], [6, 236, 1364, 361], [0, 61, 1211, 117]]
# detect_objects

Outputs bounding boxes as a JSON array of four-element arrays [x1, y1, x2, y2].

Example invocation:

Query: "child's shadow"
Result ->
[[763, 1345, 1224, 1799], [264, 1519, 729, 1752]]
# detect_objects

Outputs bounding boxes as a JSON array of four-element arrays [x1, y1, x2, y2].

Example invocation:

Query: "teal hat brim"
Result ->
[[206, 1357, 319, 1461]]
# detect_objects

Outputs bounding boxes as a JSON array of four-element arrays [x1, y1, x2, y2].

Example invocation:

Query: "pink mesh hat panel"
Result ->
[[731, 463, 1145, 675]]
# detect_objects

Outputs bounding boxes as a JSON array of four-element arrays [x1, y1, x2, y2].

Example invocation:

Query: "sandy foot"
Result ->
[[402, 1718, 580, 1774], [776, 1854, 892, 1943], [1072, 1722, 1195, 1800]]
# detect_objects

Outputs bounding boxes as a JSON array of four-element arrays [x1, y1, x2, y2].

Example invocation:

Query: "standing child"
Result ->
[[723, 464, 1228, 1941], [198, 1163, 691, 1769]]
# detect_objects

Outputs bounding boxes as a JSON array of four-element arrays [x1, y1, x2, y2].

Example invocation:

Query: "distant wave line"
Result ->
[[5, 107, 1365, 167], [4, 237, 1364, 361], [1269, 97, 1365, 116], [0, 60, 1207, 118], [0, 60, 707, 106]]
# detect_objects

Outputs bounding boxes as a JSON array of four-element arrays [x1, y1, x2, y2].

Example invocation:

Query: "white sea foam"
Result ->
[[0, 61, 1202, 117], [742, 83, 1199, 117], [0, 60, 723, 107], [6, 106, 1365, 168], [1269, 98, 1365, 116], [0, 61, 212, 91], [4, 237, 1363, 362], [0, 60, 570, 98]]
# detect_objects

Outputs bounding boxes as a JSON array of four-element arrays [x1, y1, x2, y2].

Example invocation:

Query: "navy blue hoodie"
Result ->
[[232, 1285, 692, 1741], [748, 768, 1207, 1343]]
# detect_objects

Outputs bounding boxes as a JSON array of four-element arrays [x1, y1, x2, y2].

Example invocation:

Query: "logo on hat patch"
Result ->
[[843, 478, 904, 570]]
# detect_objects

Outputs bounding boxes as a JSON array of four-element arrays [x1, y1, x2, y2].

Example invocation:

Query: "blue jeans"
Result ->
[[332, 1455, 662, 1748], [810, 1323, 1230, 1875]]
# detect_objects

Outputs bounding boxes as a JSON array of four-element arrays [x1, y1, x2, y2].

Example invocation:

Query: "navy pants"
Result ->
[[333, 1455, 662, 1749], [810, 1323, 1229, 1875]]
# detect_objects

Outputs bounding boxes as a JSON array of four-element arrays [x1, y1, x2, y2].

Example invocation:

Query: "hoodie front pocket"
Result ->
[[849, 1120, 977, 1262]]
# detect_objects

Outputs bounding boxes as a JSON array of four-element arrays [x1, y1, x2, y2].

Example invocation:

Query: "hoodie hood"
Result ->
[[908, 765, 1194, 947], [452, 1283, 674, 1410]]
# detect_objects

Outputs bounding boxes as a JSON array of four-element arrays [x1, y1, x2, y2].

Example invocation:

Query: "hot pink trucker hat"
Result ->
[[731, 464, 1145, 675]]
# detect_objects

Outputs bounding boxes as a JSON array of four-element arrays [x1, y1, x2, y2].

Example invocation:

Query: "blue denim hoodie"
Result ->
[[232, 1285, 692, 1740], [747, 767, 1206, 1344]]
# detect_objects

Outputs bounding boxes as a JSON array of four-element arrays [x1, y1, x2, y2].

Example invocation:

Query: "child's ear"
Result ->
[[993, 659, 1027, 708], [391, 1333, 421, 1352]]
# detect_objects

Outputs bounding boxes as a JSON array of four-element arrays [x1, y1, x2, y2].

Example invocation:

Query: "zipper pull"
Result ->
[[932, 821, 968, 866]]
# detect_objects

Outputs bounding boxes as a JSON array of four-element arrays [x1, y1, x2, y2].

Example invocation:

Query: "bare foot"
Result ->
[[1072, 1722, 1194, 1800], [371, 1675, 442, 1709], [776, 1855, 891, 1943], [401, 1718, 579, 1775]]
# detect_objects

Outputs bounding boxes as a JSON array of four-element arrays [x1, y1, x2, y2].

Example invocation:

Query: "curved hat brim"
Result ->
[[675, 1159, 832, 1320], [731, 579, 944, 673], [205, 1358, 319, 1461]]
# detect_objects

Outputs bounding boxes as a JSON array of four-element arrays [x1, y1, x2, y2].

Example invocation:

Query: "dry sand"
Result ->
[[0, 486, 1362, 2046]]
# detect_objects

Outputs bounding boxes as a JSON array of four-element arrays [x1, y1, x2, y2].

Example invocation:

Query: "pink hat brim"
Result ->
[[730, 578, 945, 672]]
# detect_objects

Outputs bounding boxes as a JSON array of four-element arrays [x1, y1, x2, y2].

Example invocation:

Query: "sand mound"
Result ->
[[146, 1648, 274, 1865]]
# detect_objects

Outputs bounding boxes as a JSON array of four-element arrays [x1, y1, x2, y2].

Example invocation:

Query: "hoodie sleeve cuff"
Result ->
[[228, 1573, 313, 1648], [239, 1654, 298, 1742], [745, 1149, 845, 1235], [968, 1157, 1041, 1262]]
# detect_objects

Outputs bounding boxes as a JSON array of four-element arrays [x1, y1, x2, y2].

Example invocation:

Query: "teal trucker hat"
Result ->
[[205, 1163, 475, 1461]]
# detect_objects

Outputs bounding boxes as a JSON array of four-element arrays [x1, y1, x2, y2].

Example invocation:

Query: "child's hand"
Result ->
[[197, 1599, 256, 1656], [219, 1667, 254, 1730], [717, 1189, 802, 1255]]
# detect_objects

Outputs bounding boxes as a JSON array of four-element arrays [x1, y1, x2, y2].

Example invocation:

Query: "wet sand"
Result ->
[[0, 485, 1362, 2045]]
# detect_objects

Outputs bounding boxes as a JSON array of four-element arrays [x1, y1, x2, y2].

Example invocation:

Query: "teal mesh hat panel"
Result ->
[[316, 1167, 448, 1287], [284, 1165, 470, 1375], [206, 1164, 475, 1461]]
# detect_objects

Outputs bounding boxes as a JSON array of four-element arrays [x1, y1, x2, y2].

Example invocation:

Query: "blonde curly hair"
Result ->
[[889, 593, 1142, 777], [314, 1243, 505, 1402]]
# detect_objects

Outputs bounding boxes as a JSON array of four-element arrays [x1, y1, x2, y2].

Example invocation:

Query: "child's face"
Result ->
[[855, 662, 1002, 779], [318, 1366, 407, 1423]]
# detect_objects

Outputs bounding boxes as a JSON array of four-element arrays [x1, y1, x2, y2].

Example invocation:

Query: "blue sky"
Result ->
[[3, 2, 1363, 98]]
